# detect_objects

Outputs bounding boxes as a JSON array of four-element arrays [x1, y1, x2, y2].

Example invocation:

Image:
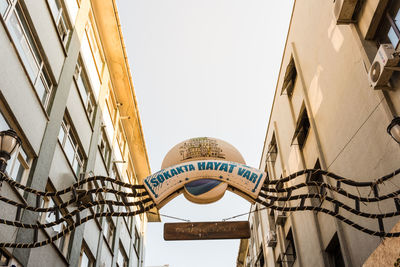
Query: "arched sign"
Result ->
[[143, 137, 267, 207]]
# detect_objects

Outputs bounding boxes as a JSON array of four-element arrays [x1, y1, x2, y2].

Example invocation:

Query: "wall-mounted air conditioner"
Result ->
[[266, 230, 277, 247], [334, 0, 359, 24], [368, 43, 400, 90]]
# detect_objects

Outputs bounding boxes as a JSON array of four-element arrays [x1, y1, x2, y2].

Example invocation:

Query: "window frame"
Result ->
[[46, 0, 72, 48], [116, 242, 128, 267], [284, 229, 297, 267], [281, 56, 297, 97], [74, 56, 97, 126], [0, 108, 33, 188], [85, 11, 105, 80], [103, 215, 115, 250], [116, 122, 126, 158], [1, 0, 55, 113], [40, 181, 73, 260], [99, 128, 112, 171], [58, 113, 86, 178], [79, 242, 94, 267], [133, 226, 140, 256], [291, 106, 310, 149]]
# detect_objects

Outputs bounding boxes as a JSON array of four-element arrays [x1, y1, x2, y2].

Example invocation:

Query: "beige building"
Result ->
[[238, 0, 400, 266], [0, 0, 158, 266]]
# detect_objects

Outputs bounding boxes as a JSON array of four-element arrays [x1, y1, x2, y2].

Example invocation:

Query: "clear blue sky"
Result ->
[[117, 1, 294, 266]]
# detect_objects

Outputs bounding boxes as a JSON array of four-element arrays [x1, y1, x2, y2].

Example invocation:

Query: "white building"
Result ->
[[0, 0, 159, 266]]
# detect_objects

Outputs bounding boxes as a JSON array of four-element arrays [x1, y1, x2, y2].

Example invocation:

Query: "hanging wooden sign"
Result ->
[[163, 221, 251, 240]]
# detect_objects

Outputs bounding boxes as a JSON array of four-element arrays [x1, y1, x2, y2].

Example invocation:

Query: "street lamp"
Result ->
[[387, 117, 400, 144], [0, 129, 21, 172]]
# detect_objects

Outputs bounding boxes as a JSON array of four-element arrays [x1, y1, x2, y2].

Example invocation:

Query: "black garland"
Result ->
[[1, 167, 400, 248]]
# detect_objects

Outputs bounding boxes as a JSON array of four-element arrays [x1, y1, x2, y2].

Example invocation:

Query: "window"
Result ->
[[41, 182, 72, 258], [47, 0, 71, 46], [126, 161, 136, 185], [255, 246, 264, 267], [376, 2, 400, 49], [103, 217, 115, 248], [276, 253, 283, 267], [133, 227, 140, 256], [110, 164, 120, 199], [310, 160, 323, 206], [267, 133, 278, 165], [281, 56, 297, 97], [1, 1, 54, 111], [106, 88, 117, 126], [102, 85, 117, 139], [117, 242, 128, 267], [99, 130, 111, 170], [74, 57, 96, 124], [85, 13, 104, 77], [58, 114, 85, 177], [95, 190, 104, 216], [122, 196, 132, 233], [326, 233, 345, 267], [116, 123, 126, 157], [292, 106, 310, 149], [0, 111, 32, 185], [80, 12, 104, 98], [284, 229, 297, 267], [79, 244, 94, 267]]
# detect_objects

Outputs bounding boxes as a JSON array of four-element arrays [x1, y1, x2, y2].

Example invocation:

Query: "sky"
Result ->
[[117, 1, 294, 266]]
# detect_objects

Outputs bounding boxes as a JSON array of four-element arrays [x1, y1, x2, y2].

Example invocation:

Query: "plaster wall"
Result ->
[[27, 238, 68, 267], [99, 239, 112, 267], [119, 219, 130, 253], [49, 145, 79, 189], [83, 219, 101, 256], [251, 0, 400, 266], [0, 23, 47, 154], [66, 81, 93, 154]]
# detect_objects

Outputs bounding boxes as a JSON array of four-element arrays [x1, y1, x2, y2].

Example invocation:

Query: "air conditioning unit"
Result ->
[[266, 230, 277, 247], [334, 0, 358, 24], [368, 44, 400, 90], [275, 211, 287, 226]]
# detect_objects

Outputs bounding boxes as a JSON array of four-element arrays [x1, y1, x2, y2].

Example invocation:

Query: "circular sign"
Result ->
[[161, 137, 246, 169], [161, 137, 245, 204]]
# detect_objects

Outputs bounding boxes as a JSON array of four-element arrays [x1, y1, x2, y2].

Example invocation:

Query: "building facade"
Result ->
[[238, 0, 400, 266], [0, 0, 158, 266]]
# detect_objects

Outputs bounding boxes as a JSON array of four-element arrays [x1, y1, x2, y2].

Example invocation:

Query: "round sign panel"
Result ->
[[161, 137, 245, 204], [161, 137, 246, 169]]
